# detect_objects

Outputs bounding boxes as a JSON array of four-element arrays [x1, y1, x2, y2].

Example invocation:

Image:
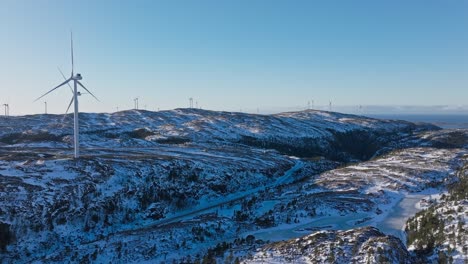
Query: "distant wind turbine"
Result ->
[[3, 104, 9, 116], [134, 97, 139, 110], [34, 32, 99, 158]]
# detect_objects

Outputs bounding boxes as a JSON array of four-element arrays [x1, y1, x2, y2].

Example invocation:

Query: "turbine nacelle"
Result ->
[[72, 73, 82, 80]]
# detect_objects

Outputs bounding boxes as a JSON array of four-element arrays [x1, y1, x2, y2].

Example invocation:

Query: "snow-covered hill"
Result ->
[[0, 109, 436, 161], [0, 109, 465, 263], [242, 227, 412, 264]]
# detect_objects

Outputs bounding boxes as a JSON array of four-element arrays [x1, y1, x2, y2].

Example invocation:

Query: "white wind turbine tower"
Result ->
[[3, 104, 9, 116], [3, 104, 10, 116], [34, 32, 99, 158], [134, 97, 139, 110]]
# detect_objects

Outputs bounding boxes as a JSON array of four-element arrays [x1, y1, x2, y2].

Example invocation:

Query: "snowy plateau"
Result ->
[[0, 109, 466, 263]]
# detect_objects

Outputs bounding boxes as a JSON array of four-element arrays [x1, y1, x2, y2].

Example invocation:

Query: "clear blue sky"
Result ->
[[0, 0, 467, 115]]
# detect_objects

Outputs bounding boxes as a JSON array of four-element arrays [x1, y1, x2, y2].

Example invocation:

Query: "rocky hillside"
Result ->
[[405, 156, 468, 263], [242, 227, 413, 263]]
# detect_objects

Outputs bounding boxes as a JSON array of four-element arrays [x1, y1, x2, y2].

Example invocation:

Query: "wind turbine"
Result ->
[[3, 104, 9, 116], [134, 97, 139, 110], [34, 32, 99, 158]]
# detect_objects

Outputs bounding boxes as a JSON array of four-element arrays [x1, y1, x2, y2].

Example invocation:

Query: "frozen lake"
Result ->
[[248, 193, 430, 245], [374, 194, 426, 245]]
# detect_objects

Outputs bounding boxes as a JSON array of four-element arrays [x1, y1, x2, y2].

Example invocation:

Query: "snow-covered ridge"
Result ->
[[0, 108, 434, 144], [0, 109, 437, 163]]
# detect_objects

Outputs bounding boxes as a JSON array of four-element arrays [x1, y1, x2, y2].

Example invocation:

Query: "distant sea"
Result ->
[[367, 114, 468, 129]]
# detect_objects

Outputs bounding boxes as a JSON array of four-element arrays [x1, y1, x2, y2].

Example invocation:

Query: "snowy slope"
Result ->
[[243, 227, 412, 264], [0, 109, 429, 141], [0, 109, 463, 263], [0, 109, 436, 162], [405, 156, 468, 263]]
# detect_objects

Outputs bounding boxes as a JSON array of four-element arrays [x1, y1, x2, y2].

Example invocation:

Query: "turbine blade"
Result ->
[[62, 96, 74, 123], [77, 81, 100, 102], [34, 78, 72, 102], [58, 66, 74, 93], [71, 31, 74, 76], [65, 96, 74, 115]]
